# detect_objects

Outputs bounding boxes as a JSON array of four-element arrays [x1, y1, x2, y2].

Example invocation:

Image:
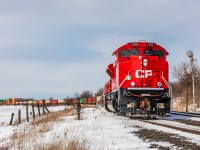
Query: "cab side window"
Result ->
[[120, 49, 140, 57], [144, 50, 164, 57]]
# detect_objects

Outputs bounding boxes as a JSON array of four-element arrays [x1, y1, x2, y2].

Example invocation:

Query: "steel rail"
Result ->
[[169, 111, 200, 118]]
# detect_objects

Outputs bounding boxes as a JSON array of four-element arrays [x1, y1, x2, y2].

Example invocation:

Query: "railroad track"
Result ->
[[141, 120, 200, 134], [105, 108, 200, 149], [169, 111, 200, 118], [133, 119, 200, 150]]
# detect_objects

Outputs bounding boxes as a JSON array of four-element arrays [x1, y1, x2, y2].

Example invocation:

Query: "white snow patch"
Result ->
[[126, 119, 200, 146], [147, 119, 200, 131], [190, 117, 200, 122]]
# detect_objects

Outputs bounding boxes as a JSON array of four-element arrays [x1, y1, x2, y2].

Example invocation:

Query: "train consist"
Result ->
[[0, 97, 97, 106], [0, 98, 60, 106], [104, 41, 171, 116]]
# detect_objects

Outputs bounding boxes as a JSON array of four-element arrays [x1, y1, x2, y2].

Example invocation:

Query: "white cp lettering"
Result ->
[[135, 70, 152, 78]]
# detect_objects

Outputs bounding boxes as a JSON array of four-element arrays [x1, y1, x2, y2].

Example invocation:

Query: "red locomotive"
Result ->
[[104, 41, 171, 116]]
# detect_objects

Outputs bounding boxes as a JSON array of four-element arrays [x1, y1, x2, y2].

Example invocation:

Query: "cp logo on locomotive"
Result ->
[[135, 70, 152, 78]]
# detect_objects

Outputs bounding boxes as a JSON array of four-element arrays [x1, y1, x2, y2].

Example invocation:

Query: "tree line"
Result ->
[[64, 87, 104, 101], [171, 61, 200, 111]]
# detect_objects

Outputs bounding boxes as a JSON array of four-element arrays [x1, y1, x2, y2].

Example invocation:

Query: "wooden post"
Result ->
[[44, 105, 50, 113], [18, 110, 21, 124], [10, 113, 14, 125], [37, 101, 41, 117], [77, 98, 81, 120], [186, 73, 189, 112], [26, 105, 29, 122], [32, 104, 35, 119], [42, 105, 46, 115]]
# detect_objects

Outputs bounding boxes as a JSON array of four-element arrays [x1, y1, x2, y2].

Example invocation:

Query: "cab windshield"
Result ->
[[144, 50, 164, 57], [120, 49, 140, 57]]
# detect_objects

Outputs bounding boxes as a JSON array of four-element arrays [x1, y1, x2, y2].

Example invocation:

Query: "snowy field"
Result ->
[[0, 106, 200, 149], [0, 105, 67, 125]]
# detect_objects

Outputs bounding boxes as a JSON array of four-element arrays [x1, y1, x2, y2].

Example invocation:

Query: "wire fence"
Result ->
[[0, 105, 50, 126]]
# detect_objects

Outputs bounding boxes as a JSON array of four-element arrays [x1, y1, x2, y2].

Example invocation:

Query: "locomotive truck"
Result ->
[[104, 41, 172, 116]]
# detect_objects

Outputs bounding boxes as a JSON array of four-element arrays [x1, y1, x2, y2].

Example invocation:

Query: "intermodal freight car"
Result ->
[[0, 97, 97, 106], [104, 41, 172, 116]]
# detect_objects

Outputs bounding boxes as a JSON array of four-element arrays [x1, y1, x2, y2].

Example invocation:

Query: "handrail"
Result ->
[[161, 71, 172, 97], [118, 71, 130, 88]]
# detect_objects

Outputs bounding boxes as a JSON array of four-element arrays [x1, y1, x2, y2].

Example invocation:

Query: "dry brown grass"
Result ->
[[0, 121, 6, 126], [8, 123, 52, 149], [32, 106, 75, 125], [0, 106, 92, 150], [81, 105, 98, 109], [6, 125, 91, 150], [66, 140, 90, 150], [172, 97, 196, 112], [36, 139, 90, 150]]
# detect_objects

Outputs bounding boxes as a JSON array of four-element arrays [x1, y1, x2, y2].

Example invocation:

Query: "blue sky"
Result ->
[[1, 0, 200, 99]]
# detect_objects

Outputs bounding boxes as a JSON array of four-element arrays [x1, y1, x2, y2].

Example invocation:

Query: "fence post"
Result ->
[[18, 110, 21, 124], [44, 105, 50, 113], [77, 98, 81, 120], [37, 101, 41, 117], [9, 113, 14, 125], [42, 105, 46, 115], [32, 104, 35, 119], [26, 105, 29, 122]]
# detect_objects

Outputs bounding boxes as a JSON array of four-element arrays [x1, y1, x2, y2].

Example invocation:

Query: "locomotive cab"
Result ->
[[104, 41, 171, 117]]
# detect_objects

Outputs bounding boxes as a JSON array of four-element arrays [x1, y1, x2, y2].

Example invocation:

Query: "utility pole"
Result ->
[[186, 73, 188, 112], [186, 50, 197, 112]]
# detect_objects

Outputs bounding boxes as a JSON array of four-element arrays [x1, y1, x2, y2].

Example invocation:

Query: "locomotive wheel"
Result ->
[[105, 100, 111, 112], [112, 99, 119, 113]]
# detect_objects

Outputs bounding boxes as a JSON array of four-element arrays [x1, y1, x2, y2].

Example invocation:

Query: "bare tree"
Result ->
[[172, 61, 200, 108], [172, 61, 200, 85], [63, 96, 72, 105], [80, 90, 93, 98], [95, 87, 104, 96], [74, 92, 80, 98], [49, 97, 53, 100]]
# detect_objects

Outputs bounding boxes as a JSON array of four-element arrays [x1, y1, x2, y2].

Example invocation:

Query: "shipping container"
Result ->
[[92, 97, 97, 104], [28, 100, 33, 105], [83, 98, 88, 104], [12, 98, 17, 105], [32, 100, 38, 105], [58, 100, 65, 105], [87, 98, 93, 104], [0, 99, 7, 105], [51, 99, 58, 105], [45, 100, 51, 106], [38, 100, 45, 105]]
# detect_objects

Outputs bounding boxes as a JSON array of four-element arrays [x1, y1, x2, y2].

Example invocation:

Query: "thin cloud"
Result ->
[[0, 0, 200, 98]]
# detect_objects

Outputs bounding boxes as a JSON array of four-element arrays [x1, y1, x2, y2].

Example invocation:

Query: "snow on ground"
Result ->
[[147, 119, 200, 131], [124, 119, 200, 146], [0, 105, 68, 141], [189, 117, 200, 122], [37, 107, 154, 150], [165, 113, 200, 122], [47, 106, 70, 112], [164, 114, 191, 120], [0, 106, 200, 149], [61, 108, 151, 150], [0, 106, 25, 123], [0, 105, 68, 125], [0, 106, 157, 150]]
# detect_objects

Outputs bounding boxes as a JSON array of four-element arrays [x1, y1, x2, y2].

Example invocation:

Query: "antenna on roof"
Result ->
[[139, 40, 146, 42]]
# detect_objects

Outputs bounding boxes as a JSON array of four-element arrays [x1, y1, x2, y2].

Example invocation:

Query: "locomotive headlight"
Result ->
[[130, 82, 135, 87], [143, 59, 148, 67], [157, 82, 162, 87]]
